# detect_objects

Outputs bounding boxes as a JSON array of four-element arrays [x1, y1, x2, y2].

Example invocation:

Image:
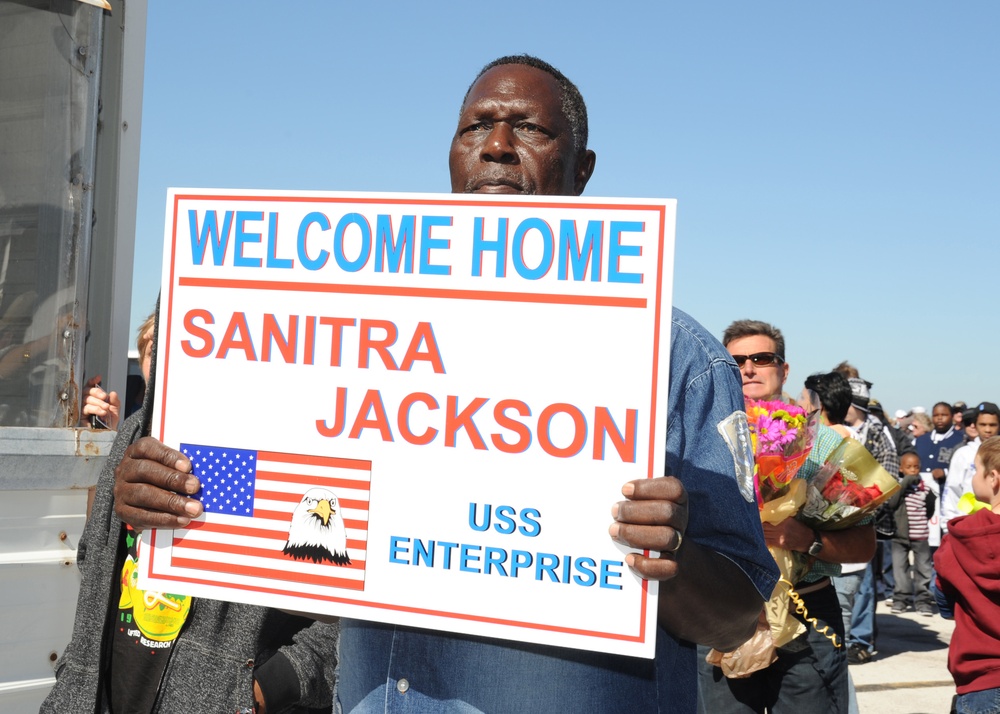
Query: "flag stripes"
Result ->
[[154, 443, 373, 594]]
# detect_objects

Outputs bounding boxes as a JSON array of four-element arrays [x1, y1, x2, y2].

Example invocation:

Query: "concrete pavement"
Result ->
[[852, 606, 956, 714]]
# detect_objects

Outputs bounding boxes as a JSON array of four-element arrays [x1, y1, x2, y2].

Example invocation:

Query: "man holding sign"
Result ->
[[114, 55, 777, 712]]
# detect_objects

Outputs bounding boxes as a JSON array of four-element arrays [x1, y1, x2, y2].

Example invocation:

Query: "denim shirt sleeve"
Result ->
[[666, 308, 779, 600]]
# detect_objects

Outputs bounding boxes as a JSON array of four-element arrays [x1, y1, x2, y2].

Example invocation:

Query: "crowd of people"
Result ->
[[44, 54, 998, 714]]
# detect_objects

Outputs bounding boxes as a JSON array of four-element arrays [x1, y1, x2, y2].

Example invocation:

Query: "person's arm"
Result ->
[[887, 474, 919, 510], [612, 476, 765, 651], [931, 543, 956, 620], [762, 517, 876, 564], [113, 436, 203, 529], [253, 619, 339, 714]]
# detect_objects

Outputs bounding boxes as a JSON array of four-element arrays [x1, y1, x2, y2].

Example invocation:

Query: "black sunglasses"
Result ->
[[731, 352, 783, 367]]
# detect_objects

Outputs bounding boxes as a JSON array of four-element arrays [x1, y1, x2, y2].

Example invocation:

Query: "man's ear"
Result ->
[[780, 361, 790, 387], [574, 150, 596, 195]]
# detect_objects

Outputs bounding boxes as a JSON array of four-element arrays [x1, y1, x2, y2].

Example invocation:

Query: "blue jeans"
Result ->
[[697, 582, 848, 713], [892, 539, 934, 610], [833, 571, 862, 642], [849, 563, 875, 652], [339, 619, 694, 713], [876, 539, 895, 599], [956, 687, 1000, 714]]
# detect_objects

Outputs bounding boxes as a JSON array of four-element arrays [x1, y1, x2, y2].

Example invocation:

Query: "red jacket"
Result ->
[[935, 508, 1000, 694]]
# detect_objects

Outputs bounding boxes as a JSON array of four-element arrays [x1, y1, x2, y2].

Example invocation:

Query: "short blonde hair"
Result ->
[[979, 436, 1000, 476], [136, 311, 155, 355]]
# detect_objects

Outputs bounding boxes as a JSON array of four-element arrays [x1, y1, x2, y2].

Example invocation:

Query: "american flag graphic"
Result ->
[[152, 443, 371, 592]]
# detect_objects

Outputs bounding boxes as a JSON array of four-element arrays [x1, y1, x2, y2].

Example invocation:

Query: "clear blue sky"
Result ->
[[131, 1, 999, 415]]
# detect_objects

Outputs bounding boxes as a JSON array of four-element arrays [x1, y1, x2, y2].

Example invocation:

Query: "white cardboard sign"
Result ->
[[139, 189, 675, 658]]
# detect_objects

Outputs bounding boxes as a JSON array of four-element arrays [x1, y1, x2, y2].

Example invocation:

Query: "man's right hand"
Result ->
[[114, 437, 203, 529]]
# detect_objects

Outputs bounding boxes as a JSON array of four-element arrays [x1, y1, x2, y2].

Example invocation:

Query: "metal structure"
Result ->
[[0, 0, 146, 709]]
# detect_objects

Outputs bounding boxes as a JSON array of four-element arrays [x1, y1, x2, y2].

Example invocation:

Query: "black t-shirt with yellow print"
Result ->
[[107, 525, 192, 714]]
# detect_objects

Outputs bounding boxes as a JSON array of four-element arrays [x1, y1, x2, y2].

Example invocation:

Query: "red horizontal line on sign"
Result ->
[[173, 534, 367, 570], [149, 570, 642, 643], [177, 277, 646, 309], [256, 470, 371, 491], [259, 451, 372, 471], [255, 489, 369, 511], [171, 555, 365, 591], [175, 192, 665, 213]]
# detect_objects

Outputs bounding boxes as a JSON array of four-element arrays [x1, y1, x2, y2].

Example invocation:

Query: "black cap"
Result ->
[[977, 401, 1000, 418]]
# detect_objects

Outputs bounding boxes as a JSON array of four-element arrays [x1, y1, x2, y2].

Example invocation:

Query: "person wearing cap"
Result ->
[[843, 378, 900, 476], [942, 402, 1000, 530], [870, 398, 914, 457], [960, 407, 980, 445], [952, 401, 968, 432], [836, 372, 899, 666]]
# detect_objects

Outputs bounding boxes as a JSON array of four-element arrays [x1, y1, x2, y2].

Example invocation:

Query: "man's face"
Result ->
[[932, 405, 952, 432], [449, 64, 595, 197], [725, 334, 788, 400], [976, 413, 1000, 440]]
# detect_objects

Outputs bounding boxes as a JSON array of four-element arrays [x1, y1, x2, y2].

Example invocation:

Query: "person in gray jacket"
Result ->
[[41, 308, 337, 714]]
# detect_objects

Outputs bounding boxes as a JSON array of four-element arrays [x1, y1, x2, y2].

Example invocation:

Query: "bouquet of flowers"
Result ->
[[798, 437, 900, 531], [708, 403, 899, 678], [760, 434, 899, 658], [745, 399, 816, 506], [705, 399, 817, 677]]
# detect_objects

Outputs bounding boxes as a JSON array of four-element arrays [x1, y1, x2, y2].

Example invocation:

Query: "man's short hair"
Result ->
[[833, 361, 860, 379], [721, 319, 786, 360], [804, 371, 852, 425], [462, 54, 588, 154], [979, 435, 1000, 475]]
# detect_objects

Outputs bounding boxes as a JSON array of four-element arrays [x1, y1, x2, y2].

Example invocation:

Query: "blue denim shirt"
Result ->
[[336, 308, 778, 714]]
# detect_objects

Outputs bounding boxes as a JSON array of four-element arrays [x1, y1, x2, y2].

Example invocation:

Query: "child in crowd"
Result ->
[[934, 436, 1000, 713], [888, 452, 936, 614]]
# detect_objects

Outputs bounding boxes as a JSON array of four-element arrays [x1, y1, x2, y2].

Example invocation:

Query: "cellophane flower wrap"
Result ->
[[706, 399, 818, 678], [798, 437, 900, 531], [745, 399, 816, 506]]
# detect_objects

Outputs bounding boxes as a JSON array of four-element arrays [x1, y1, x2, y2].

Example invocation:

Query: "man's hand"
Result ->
[[611, 475, 764, 649], [609, 476, 687, 581], [114, 437, 202, 529], [761, 516, 813, 553]]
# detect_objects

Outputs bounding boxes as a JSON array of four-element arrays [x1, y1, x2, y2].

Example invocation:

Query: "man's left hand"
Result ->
[[610, 476, 687, 581]]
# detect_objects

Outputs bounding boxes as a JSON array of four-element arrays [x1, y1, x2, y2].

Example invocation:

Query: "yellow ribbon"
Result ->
[[777, 577, 841, 649]]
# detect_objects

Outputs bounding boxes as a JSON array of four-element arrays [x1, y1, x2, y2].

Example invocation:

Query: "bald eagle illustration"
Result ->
[[282, 487, 351, 565]]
